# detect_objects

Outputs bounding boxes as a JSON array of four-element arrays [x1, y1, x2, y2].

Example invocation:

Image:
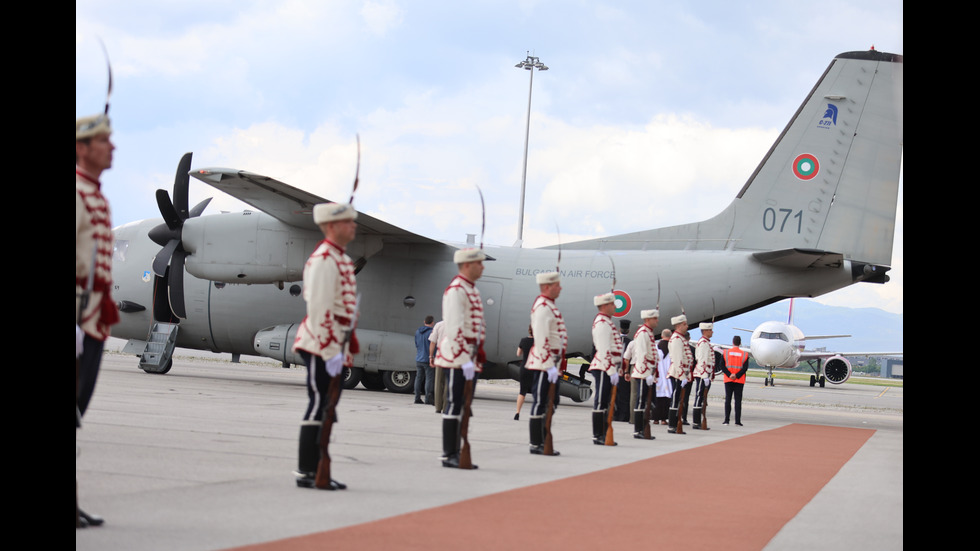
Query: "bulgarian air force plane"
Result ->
[[110, 49, 903, 400], [739, 299, 902, 387]]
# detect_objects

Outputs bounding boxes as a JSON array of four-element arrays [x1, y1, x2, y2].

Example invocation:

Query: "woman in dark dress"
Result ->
[[514, 325, 534, 420]]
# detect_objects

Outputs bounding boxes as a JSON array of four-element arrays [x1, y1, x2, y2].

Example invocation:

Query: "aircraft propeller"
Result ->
[[147, 152, 211, 319]]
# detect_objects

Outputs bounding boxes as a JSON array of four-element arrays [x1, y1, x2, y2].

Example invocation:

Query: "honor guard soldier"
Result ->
[[434, 248, 486, 468], [525, 271, 567, 455], [589, 293, 623, 445], [667, 315, 693, 434], [292, 202, 359, 490], [76, 113, 119, 528], [692, 322, 715, 429], [630, 309, 659, 439]]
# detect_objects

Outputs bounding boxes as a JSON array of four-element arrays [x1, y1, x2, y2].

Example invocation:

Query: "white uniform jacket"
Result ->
[[525, 295, 567, 371], [292, 239, 357, 362], [693, 336, 716, 380], [667, 331, 693, 381], [76, 169, 118, 340], [589, 313, 623, 376], [434, 275, 485, 370], [630, 324, 659, 381]]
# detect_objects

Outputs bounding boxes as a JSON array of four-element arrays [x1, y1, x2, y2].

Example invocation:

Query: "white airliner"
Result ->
[[739, 300, 901, 387]]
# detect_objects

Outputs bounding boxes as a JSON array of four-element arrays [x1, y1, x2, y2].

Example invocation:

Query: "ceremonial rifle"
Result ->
[[676, 384, 687, 435], [605, 376, 618, 445], [315, 138, 361, 489], [602, 252, 619, 446], [643, 381, 654, 439], [543, 380, 557, 454], [315, 293, 360, 489], [542, 222, 562, 456], [457, 185, 487, 470], [642, 275, 662, 440], [674, 291, 690, 435], [700, 387, 708, 431], [700, 299, 715, 431]]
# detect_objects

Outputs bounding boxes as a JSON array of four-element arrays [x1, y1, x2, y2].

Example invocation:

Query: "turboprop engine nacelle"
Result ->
[[823, 355, 852, 384], [182, 211, 320, 284], [253, 324, 304, 366]]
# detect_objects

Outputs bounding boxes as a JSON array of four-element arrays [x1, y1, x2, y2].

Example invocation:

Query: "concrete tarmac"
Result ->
[[76, 352, 902, 550]]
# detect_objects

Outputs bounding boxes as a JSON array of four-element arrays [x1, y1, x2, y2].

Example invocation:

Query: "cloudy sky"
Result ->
[[76, 0, 903, 315]]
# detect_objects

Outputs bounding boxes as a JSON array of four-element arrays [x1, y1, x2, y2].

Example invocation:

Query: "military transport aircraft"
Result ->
[[110, 49, 903, 400], [736, 299, 903, 387]]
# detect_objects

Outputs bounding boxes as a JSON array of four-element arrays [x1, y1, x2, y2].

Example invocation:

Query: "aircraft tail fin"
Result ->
[[730, 49, 903, 265], [564, 50, 903, 268]]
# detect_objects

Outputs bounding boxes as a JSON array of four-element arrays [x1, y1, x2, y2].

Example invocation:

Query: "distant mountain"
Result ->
[[708, 299, 903, 354]]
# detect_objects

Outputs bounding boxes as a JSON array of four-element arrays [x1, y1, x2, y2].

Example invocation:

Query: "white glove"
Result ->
[[326, 353, 344, 377], [462, 361, 476, 380], [681, 379, 688, 388], [704, 377, 711, 387], [610, 371, 620, 386], [76, 325, 85, 358], [547, 366, 559, 383], [646, 375, 655, 386]]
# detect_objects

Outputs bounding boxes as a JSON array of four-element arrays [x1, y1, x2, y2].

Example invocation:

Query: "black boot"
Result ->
[[295, 422, 319, 488], [441, 418, 475, 468], [529, 417, 544, 454], [633, 410, 645, 439], [295, 422, 346, 489], [592, 411, 605, 445], [668, 408, 679, 434]]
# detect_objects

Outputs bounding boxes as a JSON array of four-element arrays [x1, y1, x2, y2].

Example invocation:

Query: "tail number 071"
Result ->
[[762, 208, 802, 233]]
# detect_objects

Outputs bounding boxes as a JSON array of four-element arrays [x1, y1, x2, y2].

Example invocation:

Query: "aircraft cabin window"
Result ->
[[113, 239, 129, 262]]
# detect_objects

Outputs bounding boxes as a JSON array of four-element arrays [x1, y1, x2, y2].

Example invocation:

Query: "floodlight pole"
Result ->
[[515, 52, 548, 246]]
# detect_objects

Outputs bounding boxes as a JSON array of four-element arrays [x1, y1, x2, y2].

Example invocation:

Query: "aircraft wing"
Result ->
[[801, 351, 902, 360], [190, 168, 447, 246]]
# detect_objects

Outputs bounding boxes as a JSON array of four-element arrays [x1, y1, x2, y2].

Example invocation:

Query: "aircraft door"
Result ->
[[479, 279, 504, 360]]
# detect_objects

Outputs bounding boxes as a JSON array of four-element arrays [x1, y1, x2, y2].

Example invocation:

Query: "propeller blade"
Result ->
[[173, 152, 192, 220], [152, 239, 178, 277], [189, 197, 212, 218], [168, 248, 187, 319], [156, 189, 182, 231]]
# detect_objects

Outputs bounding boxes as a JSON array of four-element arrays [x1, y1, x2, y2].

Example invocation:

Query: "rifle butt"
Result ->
[[458, 379, 475, 469], [543, 381, 556, 455], [605, 383, 617, 445]]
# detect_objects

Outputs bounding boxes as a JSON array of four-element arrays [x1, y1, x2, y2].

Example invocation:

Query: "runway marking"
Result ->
[[225, 423, 874, 551]]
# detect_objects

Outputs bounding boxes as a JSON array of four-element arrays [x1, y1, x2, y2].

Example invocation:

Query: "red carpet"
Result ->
[[228, 424, 874, 550]]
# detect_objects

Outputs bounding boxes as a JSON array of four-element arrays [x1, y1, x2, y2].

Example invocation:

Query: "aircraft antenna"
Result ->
[[348, 134, 360, 205]]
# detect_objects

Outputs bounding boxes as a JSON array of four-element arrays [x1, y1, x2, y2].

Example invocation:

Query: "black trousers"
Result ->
[[77, 335, 105, 424], [299, 351, 341, 422], [724, 382, 744, 423]]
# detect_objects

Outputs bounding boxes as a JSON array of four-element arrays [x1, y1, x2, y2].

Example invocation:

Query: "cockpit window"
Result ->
[[113, 239, 129, 262], [760, 331, 788, 342]]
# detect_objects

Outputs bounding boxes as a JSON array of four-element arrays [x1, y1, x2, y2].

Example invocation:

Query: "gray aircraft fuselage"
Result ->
[[109, 49, 903, 384]]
